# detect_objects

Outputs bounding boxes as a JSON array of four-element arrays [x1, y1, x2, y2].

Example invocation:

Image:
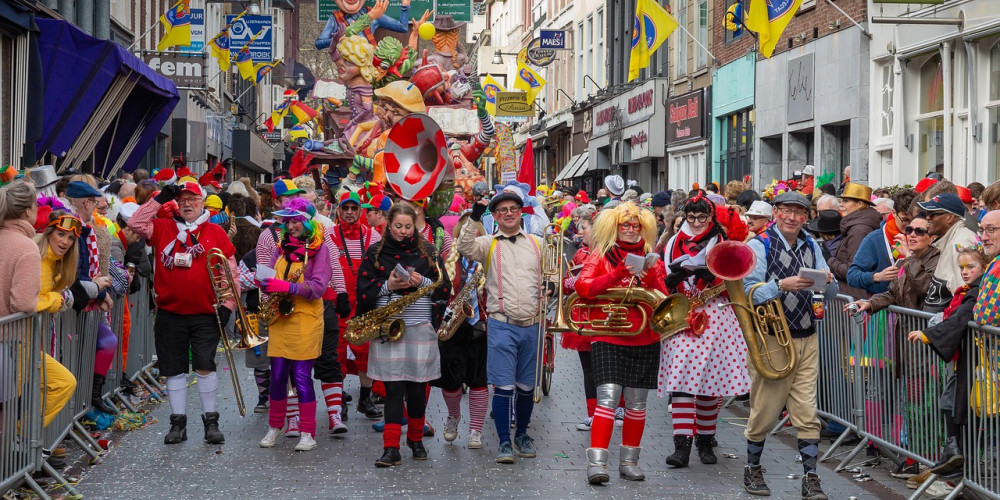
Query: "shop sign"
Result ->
[[495, 91, 534, 117], [179, 9, 204, 54], [526, 37, 556, 66], [787, 53, 814, 124], [316, 0, 433, 24], [666, 89, 705, 143], [226, 14, 272, 62], [630, 131, 648, 149], [540, 30, 566, 49], [592, 79, 659, 137], [144, 53, 207, 88]]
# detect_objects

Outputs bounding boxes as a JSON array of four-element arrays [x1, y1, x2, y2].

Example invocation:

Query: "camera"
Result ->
[[173, 252, 193, 268], [846, 303, 860, 315]]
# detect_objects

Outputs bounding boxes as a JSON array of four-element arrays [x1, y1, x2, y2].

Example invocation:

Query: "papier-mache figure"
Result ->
[[450, 89, 493, 196], [334, 34, 380, 145], [352, 81, 426, 186], [425, 15, 469, 72], [315, 0, 412, 50]]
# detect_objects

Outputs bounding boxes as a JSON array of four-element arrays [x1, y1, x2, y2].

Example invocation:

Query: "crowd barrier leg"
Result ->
[[768, 413, 791, 435]]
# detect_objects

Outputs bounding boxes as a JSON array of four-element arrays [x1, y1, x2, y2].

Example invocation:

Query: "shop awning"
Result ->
[[554, 152, 590, 182], [35, 18, 179, 178]]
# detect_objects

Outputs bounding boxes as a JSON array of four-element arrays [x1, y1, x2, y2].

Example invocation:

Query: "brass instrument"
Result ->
[[437, 265, 485, 341], [344, 261, 445, 346], [258, 266, 304, 326], [535, 226, 568, 402], [564, 284, 691, 340], [707, 240, 797, 380], [206, 249, 267, 417]]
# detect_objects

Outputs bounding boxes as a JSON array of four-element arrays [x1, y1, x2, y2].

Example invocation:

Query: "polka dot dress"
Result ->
[[657, 295, 751, 397]]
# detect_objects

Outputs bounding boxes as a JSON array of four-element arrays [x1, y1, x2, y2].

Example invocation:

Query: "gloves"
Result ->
[[217, 306, 232, 328], [692, 268, 715, 285], [664, 269, 691, 291], [472, 89, 488, 117], [261, 278, 297, 295], [154, 183, 180, 204], [335, 292, 352, 318], [59, 289, 74, 312], [471, 202, 487, 222]]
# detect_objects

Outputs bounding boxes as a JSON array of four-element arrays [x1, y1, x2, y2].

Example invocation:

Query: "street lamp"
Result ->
[[275, 73, 307, 87], [492, 49, 521, 65]]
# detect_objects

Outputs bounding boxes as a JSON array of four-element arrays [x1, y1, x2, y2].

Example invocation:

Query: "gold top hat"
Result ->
[[839, 182, 873, 205]]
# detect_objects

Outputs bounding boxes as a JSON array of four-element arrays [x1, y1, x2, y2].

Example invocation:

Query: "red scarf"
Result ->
[[943, 284, 971, 319], [339, 218, 362, 240], [606, 238, 645, 268], [669, 221, 716, 262]]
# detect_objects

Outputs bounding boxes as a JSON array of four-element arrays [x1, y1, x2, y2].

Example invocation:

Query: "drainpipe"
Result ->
[[57, 0, 73, 22], [77, 0, 94, 34], [95, 0, 110, 40], [965, 40, 978, 183], [941, 41, 951, 178]]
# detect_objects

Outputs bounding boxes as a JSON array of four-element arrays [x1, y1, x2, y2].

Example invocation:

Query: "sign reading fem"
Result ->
[[316, 0, 434, 23]]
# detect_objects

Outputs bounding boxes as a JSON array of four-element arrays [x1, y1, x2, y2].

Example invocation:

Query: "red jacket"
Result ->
[[574, 249, 667, 346]]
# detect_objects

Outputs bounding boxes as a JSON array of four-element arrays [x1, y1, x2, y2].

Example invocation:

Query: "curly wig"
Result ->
[[590, 201, 656, 258]]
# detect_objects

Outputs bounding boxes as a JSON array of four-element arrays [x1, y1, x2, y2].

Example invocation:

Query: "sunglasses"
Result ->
[[903, 226, 929, 236], [48, 215, 83, 237], [619, 222, 641, 231], [340, 204, 360, 212]]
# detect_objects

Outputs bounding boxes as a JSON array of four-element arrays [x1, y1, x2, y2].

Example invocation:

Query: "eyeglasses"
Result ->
[[340, 204, 360, 212], [619, 222, 641, 231], [684, 214, 709, 224], [982, 226, 1000, 237], [47, 215, 83, 237], [494, 206, 521, 215], [776, 206, 809, 218], [903, 226, 930, 236], [176, 197, 201, 206]]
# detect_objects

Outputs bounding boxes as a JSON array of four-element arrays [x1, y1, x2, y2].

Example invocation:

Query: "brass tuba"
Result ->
[[344, 261, 445, 346], [564, 285, 690, 340], [707, 240, 797, 380]]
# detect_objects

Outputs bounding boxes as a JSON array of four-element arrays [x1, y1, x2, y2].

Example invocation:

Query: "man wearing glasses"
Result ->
[[974, 211, 1000, 324], [742, 192, 838, 500], [459, 190, 544, 464], [918, 193, 979, 313]]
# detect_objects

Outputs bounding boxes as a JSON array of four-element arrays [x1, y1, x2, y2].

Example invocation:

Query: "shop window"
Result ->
[[880, 65, 894, 138], [988, 44, 1000, 180], [918, 54, 946, 176]]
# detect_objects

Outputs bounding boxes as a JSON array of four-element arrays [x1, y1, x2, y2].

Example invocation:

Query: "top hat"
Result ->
[[29, 165, 59, 189], [838, 182, 874, 206]]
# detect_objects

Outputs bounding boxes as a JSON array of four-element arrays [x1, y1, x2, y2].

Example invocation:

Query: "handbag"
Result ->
[[971, 336, 999, 417]]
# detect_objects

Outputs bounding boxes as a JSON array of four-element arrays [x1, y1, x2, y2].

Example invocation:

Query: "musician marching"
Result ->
[[458, 190, 544, 464], [742, 192, 837, 500]]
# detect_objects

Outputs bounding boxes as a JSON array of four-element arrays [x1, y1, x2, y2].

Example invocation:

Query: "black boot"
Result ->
[[407, 439, 428, 460], [695, 434, 718, 464], [90, 374, 117, 415], [665, 435, 693, 468], [375, 447, 402, 467], [930, 436, 964, 475], [202, 412, 225, 444], [164, 414, 187, 444], [358, 397, 383, 419]]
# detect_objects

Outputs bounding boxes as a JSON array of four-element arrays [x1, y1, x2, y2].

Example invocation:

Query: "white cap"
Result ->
[[604, 174, 625, 196], [746, 200, 773, 218], [117, 202, 140, 223], [802, 165, 815, 176]]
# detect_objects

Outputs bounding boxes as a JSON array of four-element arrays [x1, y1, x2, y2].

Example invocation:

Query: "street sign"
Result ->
[[144, 52, 207, 88], [179, 8, 204, 54], [226, 14, 272, 62], [435, 0, 473, 22], [261, 131, 283, 143], [495, 91, 534, 117], [539, 30, 566, 49], [873, 0, 942, 3], [316, 0, 434, 24], [525, 37, 556, 66]]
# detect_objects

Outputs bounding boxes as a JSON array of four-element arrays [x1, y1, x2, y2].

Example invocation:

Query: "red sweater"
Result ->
[[574, 247, 667, 346]]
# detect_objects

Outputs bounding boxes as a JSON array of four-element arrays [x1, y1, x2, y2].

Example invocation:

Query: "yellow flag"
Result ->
[[628, 0, 678, 82], [481, 75, 505, 116], [156, 0, 192, 52], [514, 60, 546, 105], [746, 0, 803, 58]]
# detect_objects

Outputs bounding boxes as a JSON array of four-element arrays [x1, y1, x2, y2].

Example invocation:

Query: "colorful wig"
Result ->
[[590, 201, 656, 258], [279, 198, 324, 249]]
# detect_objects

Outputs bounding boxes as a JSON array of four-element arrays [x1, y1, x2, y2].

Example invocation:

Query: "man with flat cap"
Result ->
[[741, 191, 838, 500], [458, 190, 544, 465], [919, 193, 979, 312]]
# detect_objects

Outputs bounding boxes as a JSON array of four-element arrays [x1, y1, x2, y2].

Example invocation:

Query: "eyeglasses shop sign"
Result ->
[[667, 89, 705, 144]]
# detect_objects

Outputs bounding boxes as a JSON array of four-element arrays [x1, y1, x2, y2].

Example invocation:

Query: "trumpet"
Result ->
[[206, 249, 267, 416]]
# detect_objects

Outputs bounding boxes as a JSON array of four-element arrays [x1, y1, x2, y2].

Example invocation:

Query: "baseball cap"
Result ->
[[273, 179, 305, 198], [914, 178, 937, 194], [956, 185, 973, 204], [178, 182, 204, 198], [340, 191, 362, 206], [917, 193, 966, 218], [362, 194, 392, 211]]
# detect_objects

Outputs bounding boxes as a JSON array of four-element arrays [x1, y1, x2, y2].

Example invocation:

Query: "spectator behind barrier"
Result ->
[[847, 189, 918, 298], [919, 193, 979, 312], [829, 183, 881, 300]]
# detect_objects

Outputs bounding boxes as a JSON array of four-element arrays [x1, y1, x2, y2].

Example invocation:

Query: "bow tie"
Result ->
[[498, 234, 518, 243]]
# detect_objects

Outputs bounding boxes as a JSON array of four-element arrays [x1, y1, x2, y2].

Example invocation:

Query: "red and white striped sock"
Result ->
[[442, 389, 463, 419], [671, 395, 695, 436], [590, 405, 615, 449], [695, 396, 723, 435], [321, 382, 343, 417], [468, 387, 489, 432], [622, 408, 646, 447], [286, 393, 300, 421]]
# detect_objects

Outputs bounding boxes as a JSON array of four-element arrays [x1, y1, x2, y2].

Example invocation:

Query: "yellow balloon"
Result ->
[[418, 23, 436, 40]]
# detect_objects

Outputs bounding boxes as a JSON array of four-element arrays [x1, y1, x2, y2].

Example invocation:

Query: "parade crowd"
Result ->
[[2, 162, 999, 500]]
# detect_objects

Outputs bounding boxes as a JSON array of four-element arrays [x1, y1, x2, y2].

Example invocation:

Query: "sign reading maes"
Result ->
[[226, 15, 272, 62]]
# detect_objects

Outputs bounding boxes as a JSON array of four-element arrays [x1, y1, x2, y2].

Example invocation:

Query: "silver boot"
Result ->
[[587, 447, 610, 484], [619, 445, 645, 481]]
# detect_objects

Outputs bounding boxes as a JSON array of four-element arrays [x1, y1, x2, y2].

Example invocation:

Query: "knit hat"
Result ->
[[205, 194, 223, 211], [650, 191, 671, 208]]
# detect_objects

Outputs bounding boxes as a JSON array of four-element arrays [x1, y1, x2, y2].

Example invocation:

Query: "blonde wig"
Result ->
[[590, 201, 656, 258]]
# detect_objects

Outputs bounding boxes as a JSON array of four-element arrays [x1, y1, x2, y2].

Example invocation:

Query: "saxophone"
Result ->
[[437, 265, 485, 341], [259, 267, 304, 326], [344, 261, 445, 346]]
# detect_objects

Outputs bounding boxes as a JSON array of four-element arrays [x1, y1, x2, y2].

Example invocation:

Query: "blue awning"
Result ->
[[35, 18, 179, 177]]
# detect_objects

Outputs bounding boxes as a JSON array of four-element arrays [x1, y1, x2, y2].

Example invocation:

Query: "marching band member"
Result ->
[[561, 216, 597, 430], [258, 199, 332, 452], [130, 181, 238, 445], [659, 194, 751, 468], [458, 191, 544, 464], [575, 202, 667, 484], [356, 203, 451, 467]]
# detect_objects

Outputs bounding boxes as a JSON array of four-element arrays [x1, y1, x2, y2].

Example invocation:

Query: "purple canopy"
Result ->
[[35, 18, 179, 177]]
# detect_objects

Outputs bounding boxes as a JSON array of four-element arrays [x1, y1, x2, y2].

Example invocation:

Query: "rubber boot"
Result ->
[[202, 412, 225, 444], [90, 374, 117, 415], [586, 447, 610, 484], [619, 445, 645, 481], [696, 434, 718, 464], [164, 414, 187, 444], [665, 435, 693, 468]]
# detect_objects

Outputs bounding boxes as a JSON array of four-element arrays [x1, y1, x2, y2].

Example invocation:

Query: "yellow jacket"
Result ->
[[37, 247, 65, 313]]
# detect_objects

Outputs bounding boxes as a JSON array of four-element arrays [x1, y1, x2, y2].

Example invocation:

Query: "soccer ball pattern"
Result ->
[[384, 114, 453, 201]]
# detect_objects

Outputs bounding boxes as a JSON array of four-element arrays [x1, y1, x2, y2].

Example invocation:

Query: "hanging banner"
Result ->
[[226, 14, 273, 62], [436, 0, 473, 22], [494, 123, 518, 182], [316, 0, 434, 23], [539, 30, 566, 49]]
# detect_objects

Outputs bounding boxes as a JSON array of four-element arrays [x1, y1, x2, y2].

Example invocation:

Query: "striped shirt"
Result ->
[[376, 277, 435, 326], [328, 224, 382, 278]]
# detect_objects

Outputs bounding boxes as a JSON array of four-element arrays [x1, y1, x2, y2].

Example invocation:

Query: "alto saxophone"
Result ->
[[437, 265, 485, 341], [344, 261, 445, 346], [259, 267, 304, 326]]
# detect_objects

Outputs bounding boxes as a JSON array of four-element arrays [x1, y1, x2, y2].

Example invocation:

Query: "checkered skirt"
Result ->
[[591, 341, 660, 389]]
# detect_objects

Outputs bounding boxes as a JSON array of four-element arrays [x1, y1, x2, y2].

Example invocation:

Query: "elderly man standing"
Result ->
[[130, 182, 238, 445], [974, 211, 1000, 325], [919, 193, 979, 312]]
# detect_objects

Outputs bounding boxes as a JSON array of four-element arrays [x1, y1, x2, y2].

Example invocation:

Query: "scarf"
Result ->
[[883, 214, 902, 263], [85, 224, 99, 279], [669, 220, 719, 262], [280, 233, 320, 263], [339, 218, 362, 240], [161, 210, 210, 268], [606, 239, 645, 268], [944, 281, 977, 319]]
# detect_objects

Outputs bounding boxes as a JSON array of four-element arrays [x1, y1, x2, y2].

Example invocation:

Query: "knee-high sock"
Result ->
[[514, 387, 534, 438], [586, 398, 597, 418], [622, 408, 646, 447], [195, 372, 218, 413], [165, 374, 187, 415], [798, 439, 819, 474], [254, 368, 270, 398], [298, 401, 317, 435], [492, 387, 513, 444], [468, 387, 489, 433], [322, 382, 343, 417], [671, 394, 695, 436], [695, 396, 723, 435], [590, 405, 615, 449], [443, 389, 463, 419], [747, 439, 766, 466], [383, 423, 402, 449]]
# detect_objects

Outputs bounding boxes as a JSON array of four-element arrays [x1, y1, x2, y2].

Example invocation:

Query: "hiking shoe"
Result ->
[[743, 465, 770, 496], [358, 397, 383, 420], [496, 441, 515, 464], [513, 434, 536, 458], [801, 472, 828, 500], [576, 417, 593, 431], [375, 447, 402, 467], [284, 416, 300, 438], [468, 430, 483, 449], [254, 395, 268, 414], [444, 416, 460, 442], [202, 412, 225, 444], [329, 413, 347, 435], [164, 414, 187, 445]]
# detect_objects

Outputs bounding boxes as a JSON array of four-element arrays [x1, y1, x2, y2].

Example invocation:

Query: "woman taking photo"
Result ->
[[574, 201, 667, 484], [257, 199, 332, 452], [356, 203, 450, 467]]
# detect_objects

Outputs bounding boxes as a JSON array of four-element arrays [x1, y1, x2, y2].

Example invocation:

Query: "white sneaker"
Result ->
[[294, 432, 317, 451], [923, 480, 955, 499], [576, 417, 593, 431], [284, 416, 300, 437], [468, 430, 483, 449], [329, 413, 347, 435], [444, 416, 460, 442], [259, 427, 282, 448], [614, 407, 625, 427]]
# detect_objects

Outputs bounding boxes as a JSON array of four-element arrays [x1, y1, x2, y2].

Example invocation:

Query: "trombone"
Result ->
[[207, 249, 268, 416], [535, 224, 568, 403]]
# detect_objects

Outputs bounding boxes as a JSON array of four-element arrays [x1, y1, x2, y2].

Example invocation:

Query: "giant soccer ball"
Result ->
[[383, 114, 453, 202]]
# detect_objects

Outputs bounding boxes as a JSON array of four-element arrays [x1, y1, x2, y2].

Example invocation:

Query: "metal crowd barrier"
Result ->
[[0, 313, 43, 497]]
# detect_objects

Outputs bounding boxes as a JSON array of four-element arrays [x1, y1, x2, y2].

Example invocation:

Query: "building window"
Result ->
[[724, 0, 744, 44], [675, 0, 687, 78], [577, 21, 584, 99], [721, 109, 753, 183], [880, 64, 894, 138], [989, 44, 1000, 181], [918, 55, 945, 175], [696, 0, 708, 69], [596, 8, 604, 86]]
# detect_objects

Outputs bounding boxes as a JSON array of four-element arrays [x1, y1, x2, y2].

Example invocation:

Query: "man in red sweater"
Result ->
[[130, 182, 238, 446]]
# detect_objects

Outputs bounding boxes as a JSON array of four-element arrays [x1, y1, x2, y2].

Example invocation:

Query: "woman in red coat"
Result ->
[[574, 201, 667, 484]]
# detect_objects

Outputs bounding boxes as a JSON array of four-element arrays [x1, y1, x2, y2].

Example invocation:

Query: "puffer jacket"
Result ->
[[829, 207, 881, 299]]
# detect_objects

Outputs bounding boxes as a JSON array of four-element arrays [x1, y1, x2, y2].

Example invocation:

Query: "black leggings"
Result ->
[[578, 350, 596, 400], [383, 381, 427, 424]]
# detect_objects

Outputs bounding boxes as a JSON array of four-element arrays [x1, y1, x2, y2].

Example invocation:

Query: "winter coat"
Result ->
[[847, 224, 894, 296], [829, 207, 881, 299], [0, 219, 42, 316], [867, 247, 941, 312]]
